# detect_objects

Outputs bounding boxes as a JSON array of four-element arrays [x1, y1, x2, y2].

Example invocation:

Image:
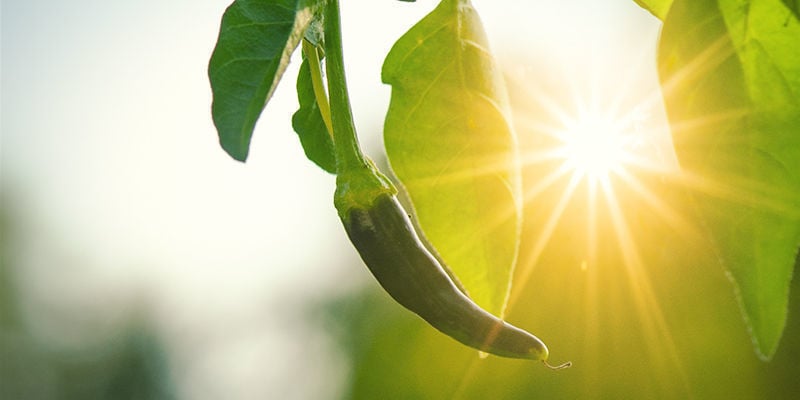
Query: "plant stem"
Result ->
[[324, 0, 395, 214], [302, 40, 334, 139], [324, 0, 367, 174]]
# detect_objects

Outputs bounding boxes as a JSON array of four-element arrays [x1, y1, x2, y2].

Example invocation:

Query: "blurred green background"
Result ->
[[2, 0, 798, 399]]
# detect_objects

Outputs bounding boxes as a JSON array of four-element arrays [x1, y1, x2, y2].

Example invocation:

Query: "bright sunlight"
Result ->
[[557, 111, 631, 183], [501, 60, 692, 395]]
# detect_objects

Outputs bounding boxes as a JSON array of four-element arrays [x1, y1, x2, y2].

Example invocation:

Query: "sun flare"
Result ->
[[557, 111, 632, 183], [507, 82, 691, 388]]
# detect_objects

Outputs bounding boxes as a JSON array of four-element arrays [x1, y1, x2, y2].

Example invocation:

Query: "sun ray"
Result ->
[[616, 169, 706, 243], [671, 168, 800, 218], [601, 178, 692, 396], [659, 33, 737, 103], [503, 61, 709, 392], [666, 107, 752, 138], [521, 163, 575, 201], [508, 170, 583, 309], [444, 15, 771, 395]]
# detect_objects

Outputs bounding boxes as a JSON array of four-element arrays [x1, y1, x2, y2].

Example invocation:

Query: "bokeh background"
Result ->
[[2, 0, 799, 399]]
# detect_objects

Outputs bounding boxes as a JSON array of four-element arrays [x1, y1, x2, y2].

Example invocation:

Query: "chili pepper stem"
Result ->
[[324, 0, 395, 213], [324, 0, 366, 174]]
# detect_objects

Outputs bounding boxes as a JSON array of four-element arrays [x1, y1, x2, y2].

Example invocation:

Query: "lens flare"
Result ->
[[556, 110, 636, 184], [503, 62, 693, 393]]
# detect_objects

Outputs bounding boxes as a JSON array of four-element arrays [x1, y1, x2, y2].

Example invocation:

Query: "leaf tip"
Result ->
[[220, 140, 249, 162], [724, 266, 792, 363], [750, 331, 781, 362]]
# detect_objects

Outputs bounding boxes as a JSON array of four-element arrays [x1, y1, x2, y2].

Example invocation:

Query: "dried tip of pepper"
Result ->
[[542, 359, 572, 370]]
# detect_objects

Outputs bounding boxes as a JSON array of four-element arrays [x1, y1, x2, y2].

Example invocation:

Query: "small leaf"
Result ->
[[382, 0, 522, 317], [292, 56, 336, 173], [632, 0, 674, 20], [209, 0, 316, 161], [658, 0, 800, 359]]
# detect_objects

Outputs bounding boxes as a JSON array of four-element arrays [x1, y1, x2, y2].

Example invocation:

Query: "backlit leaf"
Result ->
[[382, 0, 522, 316], [780, 0, 800, 20], [632, 0, 674, 20], [658, 0, 800, 359]]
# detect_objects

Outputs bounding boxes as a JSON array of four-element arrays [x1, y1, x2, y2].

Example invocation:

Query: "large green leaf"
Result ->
[[781, 0, 800, 20], [292, 55, 336, 173], [382, 0, 522, 317], [633, 0, 674, 20], [209, 0, 315, 161], [658, 0, 800, 359]]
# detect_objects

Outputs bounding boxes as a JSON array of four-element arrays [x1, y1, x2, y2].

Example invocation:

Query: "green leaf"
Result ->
[[382, 0, 522, 317], [209, 0, 316, 161], [658, 0, 800, 359], [633, 0, 674, 20], [781, 0, 800, 20], [291, 56, 336, 173]]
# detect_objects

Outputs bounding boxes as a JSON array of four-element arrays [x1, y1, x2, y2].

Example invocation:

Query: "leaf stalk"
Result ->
[[324, 0, 368, 174], [302, 39, 334, 139]]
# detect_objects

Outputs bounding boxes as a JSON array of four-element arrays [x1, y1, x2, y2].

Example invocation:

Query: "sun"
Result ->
[[557, 110, 631, 183]]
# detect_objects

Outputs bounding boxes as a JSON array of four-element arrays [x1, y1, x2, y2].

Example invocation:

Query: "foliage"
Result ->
[[208, 0, 799, 364], [292, 50, 336, 173], [382, 0, 521, 316], [658, 0, 800, 359], [209, 0, 316, 161], [633, 0, 673, 19]]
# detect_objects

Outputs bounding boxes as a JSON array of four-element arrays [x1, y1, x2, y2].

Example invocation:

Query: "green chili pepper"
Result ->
[[339, 187, 551, 361], [322, 0, 569, 368]]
